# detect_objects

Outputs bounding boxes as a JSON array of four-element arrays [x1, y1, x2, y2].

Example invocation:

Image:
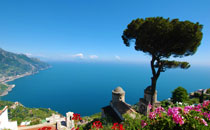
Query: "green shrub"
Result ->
[[206, 89, 210, 94], [172, 86, 189, 103]]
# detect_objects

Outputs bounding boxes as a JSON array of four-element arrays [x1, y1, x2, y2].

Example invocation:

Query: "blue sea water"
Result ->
[[2, 62, 210, 116]]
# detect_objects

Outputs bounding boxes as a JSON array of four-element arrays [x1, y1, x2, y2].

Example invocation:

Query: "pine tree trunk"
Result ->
[[150, 55, 160, 110], [151, 77, 157, 110]]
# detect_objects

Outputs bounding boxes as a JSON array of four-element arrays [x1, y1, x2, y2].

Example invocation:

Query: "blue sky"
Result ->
[[0, 0, 210, 65]]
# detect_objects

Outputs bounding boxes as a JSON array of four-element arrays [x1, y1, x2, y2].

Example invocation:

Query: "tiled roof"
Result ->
[[112, 87, 125, 94], [112, 101, 136, 115], [102, 106, 122, 122]]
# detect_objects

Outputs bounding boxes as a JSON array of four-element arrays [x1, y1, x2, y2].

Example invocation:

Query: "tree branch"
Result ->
[[150, 55, 156, 77], [156, 60, 162, 78]]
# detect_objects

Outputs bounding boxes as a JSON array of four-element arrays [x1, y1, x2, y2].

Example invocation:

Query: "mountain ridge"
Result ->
[[0, 48, 50, 79]]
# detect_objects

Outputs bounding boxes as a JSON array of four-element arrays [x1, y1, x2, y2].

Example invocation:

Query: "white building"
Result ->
[[45, 112, 75, 130], [20, 121, 31, 126], [0, 106, 18, 130]]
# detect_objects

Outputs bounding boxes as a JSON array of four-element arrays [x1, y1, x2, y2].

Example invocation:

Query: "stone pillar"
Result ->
[[66, 112, 75, 129], [56, 121, 62, 130], [139, 86, 158, 115], [139, 98, 150, 115]]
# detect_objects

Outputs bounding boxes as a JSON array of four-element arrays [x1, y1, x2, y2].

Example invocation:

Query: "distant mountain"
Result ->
[[0, 48, 50, 78]]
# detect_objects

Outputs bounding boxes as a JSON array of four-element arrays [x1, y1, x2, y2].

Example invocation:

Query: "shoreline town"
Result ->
[[0, 72, 34, 96], [0, 67, 50, 96]]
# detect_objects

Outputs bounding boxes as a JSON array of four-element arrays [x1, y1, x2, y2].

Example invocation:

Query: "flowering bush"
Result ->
[[72, 113, 82, 129], [90, 121, 103, 130], [72, 113, 82, 121], [140, 100, 210, 130], [72, 100, 210, 130], [111, 122, 125, 130]]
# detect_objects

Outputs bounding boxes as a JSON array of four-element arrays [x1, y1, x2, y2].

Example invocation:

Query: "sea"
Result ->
[[2, 62, 210, 116]]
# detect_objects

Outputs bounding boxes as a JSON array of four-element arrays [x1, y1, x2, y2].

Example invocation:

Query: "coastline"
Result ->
[[0, 66, 51, 97], [0, 84, 15, 96]]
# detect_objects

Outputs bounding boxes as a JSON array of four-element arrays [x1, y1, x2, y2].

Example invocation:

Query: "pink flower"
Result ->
[[193, 104, 202, 112], [149, 112, 156, 119], [202, 112, 210, 121], [200, 118, 208, 126], [141, 120, 147, 128], [155, 106, 165, 117], [194, 116, 199, 120], [184, 106, 193, 114], [202, 112, 208, 116], [202, 100, 210, 108], [167, 107, 184, 125], [167, 107, 181, 116], [172, 114, 184, 125], [208, 114, 210, 121], [148, 104, 152, 110], [195, 116, 208, 126], [155, 107, 165, 114]]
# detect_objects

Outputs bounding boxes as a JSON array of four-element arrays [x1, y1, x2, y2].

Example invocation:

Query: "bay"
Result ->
[[2, 62, 210, 116]]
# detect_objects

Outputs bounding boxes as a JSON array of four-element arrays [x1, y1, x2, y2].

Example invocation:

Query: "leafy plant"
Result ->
[[172, 86, 189, 103]]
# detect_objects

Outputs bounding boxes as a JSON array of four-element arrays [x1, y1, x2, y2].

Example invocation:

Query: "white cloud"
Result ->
[[115, 55, 121, 60], [34, 54, 49, 58], [89, 55, 98, 59], [24, 53, 49, 58], [25, 53, 32, 57], [72, 53, 84, 59]]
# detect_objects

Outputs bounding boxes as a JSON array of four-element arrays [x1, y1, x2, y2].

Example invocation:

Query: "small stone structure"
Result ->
[[139, 86, 161, 115], [66, 112, 75, 129], [55, 112, 75, 130], [112, 87, 125, 103], [102, 86, 136, 122], [46, 112, 74, 130]]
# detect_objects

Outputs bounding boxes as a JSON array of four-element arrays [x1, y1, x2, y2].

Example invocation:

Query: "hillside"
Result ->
[[0, 48, 50, 79], [0, 83, 8, 94], [0, 100, 58, 125]]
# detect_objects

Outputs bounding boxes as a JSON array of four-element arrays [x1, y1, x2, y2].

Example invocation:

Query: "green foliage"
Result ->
[[185, 98, 200, 105], [0, 100, 13, 109], [122, 17, 203, 58], [131, 103, 139, 112], [123, 113, 142, 129], [122, 17, 203, 106], [172, 86, 189, 103], [0, 83, 9, 95], [122, 17, 203, 72], [79, 116, 114, 130], [161, 99, 172, 108], [206, 89, 210, 94], [9, 106, 57, 125], [194, 92, 201, 97], [30, 118, 41, 125], [89, 112, 101, 119], [155, 60, 190, 72], [82, 112, 102, 122], [0, 100, 58, 125]]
